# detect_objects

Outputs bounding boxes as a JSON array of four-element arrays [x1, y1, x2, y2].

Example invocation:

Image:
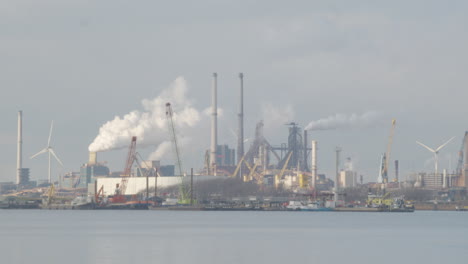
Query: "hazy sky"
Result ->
[[1, 0, 467, 183]]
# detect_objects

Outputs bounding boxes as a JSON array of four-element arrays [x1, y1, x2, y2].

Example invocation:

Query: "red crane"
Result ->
[[110, 136, 137, 203]]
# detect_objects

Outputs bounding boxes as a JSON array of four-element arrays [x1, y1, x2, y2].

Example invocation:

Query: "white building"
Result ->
[[339, 170, 357, 188], [92, 175, 227, 196]]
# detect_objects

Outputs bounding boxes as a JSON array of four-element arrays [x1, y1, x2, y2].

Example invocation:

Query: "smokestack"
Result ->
[[210, 72, 218, 175], [311, 140, 317, 188], [443, 169, 447, 188], [237, 73, 244, 167], [17, 110, 22, 185], [334, 147, 341, 203], [89, 151, 97, 165], [303, 130, 308, 171], [395, 160, 399, 182], [463, 131, 468, 187]]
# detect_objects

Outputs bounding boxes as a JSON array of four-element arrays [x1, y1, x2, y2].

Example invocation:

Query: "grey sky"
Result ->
[[1, 0, 467, 183]]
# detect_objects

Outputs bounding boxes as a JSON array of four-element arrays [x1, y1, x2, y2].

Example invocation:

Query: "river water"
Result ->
[[0, 210, 467, 264]]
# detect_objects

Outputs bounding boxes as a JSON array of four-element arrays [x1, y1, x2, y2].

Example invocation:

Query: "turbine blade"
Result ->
[[435, 137, 455, 152], [416, 141, 435, 153], [30, 148, 48, 159], [49, 148, 63, 166], [47, 120, 54, 146]]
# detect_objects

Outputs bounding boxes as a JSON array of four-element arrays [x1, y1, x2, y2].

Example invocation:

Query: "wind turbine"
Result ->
[[30, 121, 63, 184], [416, 137, 455, 176]]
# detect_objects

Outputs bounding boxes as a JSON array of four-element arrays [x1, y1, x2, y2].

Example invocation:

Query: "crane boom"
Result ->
[[111, 136, 137, 204], [231, 155, 245, 177], [166, 103, 183, 176], [165, 102, 189, 202], [248, 163, 259, 181], [279, 151, 293, 179], [121, 136, 137, 194]]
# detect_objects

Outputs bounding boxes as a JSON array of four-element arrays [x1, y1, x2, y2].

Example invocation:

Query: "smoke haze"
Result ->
[[305, 111, 379, 131], [261, 102, 295, 129]]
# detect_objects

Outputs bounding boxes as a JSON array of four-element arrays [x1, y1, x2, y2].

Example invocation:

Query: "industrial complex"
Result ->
[[1, 74, 468, 211]]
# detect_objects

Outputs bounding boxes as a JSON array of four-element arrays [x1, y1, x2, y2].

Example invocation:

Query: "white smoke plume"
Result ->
[[305, 111, 379, 131], [203, 107, 224, 118], [148, 141, 172, 161], [88, 77, 201, 156], [261, 102, 295, 128]]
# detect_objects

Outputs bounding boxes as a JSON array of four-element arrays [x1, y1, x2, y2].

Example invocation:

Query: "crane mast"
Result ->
[[166, 103, 183, 176], [165, 103, 189, 202]]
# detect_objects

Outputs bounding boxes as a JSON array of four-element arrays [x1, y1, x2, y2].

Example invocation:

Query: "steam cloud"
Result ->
[[88, 77, 201, 158], [261, 102, 295, 128], [305, 111, 379, 131]]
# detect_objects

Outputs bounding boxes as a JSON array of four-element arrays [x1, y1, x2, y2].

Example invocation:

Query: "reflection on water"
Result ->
[[0, 210, 467, 264]]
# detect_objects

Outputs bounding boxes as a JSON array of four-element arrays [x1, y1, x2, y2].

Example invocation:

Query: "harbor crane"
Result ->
[[166, 103, 189, 202], [166, 103, 183, 176], [110, 136, 137, 203]]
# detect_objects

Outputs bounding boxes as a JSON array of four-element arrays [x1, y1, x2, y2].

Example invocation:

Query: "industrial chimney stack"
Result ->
[[463, 131, 468, 187], [17, 110, 22, 185], [210, 73, 218, 175], [237, 73, 244, 167], [89, 151, 97, 165], [395, 160, 399, 182], [311, 140, 317, 188]]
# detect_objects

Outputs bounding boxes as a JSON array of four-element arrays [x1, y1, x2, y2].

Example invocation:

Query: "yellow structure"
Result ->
[[298, 174, 308, 188]]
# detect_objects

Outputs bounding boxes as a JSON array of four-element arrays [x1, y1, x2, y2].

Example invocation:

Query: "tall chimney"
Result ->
[[17, 111, 22, 185], [210, 73, 218, 175], [311, 140, 317, 188], [334, 147, 341, 203], [463, 131, 468, 187], [443, 169, 447, 189], [237, 73, 244, 167], [89, 151, 97, 165], [303, 130, 308, 171], [395, 160, 399, 182]]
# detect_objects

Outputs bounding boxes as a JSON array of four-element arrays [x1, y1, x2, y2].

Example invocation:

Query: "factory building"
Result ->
[[338, 158, 357, 188], [159, 165, 175, 176], [418, 172, 459, 189], [78, 152, 110, 188], [135, 160, 159, 177], [18, 168, 30, 186], [62, 172, 80, 188], [0, 182, 17, 194], [94, 175, 228, 196], [216, 145, 235, 166], [315, 174, 334, 191], [135, 160, 175, 177], [339, 171, 357, 188]]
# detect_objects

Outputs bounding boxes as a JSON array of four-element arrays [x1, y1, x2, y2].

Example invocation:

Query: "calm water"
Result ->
[[0, 210, 467, 264]]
